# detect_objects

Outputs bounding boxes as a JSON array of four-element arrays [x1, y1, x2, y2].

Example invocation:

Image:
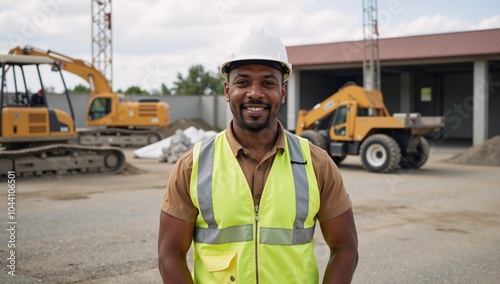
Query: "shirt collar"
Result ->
[[224, 120, 287, 157]]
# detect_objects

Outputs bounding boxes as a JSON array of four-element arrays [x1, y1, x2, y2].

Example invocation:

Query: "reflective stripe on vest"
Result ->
[[194, 131, 314, 245]]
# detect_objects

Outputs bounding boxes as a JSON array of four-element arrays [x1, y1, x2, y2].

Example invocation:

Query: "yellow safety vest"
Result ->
[[190, 130, 320, 284]]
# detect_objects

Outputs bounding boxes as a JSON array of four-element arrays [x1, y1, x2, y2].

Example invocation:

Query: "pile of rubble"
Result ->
[[443, 135, 500, 166], [157, 129, 196, 163], [133, 118, 217, 163]]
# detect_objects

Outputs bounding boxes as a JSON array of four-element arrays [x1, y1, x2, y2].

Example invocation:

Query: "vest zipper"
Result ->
[[254, 204, 259, 284]]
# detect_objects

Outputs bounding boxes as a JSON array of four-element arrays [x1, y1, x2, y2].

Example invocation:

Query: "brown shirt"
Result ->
[[161, 121, 352, 223]]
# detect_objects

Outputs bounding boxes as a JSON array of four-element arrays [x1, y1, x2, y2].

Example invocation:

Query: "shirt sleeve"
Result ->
[[160, 149, 198, 223], [309, 144, 352, 222]]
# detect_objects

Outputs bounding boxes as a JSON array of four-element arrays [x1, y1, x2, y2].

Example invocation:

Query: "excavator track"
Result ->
[[0, 144, 126, 178], [77, 118, 215, 148], [77, 127, 167, 147]]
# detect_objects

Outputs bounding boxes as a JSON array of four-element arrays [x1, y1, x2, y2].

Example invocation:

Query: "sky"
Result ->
[[1, 0, 499, 92]]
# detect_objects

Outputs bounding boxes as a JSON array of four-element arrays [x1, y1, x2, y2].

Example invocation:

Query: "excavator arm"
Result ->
[[8, 46, 112, 95], [295, 84, 390, 135]]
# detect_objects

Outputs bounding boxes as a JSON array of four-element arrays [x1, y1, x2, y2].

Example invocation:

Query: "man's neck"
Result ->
[[232, 121, 279, 162]]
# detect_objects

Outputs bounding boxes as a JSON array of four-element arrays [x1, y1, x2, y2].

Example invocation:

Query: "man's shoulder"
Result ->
[[174, 146, 195, 171], [299, 138, 338, 173]]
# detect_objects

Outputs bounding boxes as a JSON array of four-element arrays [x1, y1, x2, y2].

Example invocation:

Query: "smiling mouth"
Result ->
[[240, 100, 270, 114], [245, 106, 264, 111]]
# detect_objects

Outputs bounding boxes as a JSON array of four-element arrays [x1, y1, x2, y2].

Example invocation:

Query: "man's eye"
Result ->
[[235, 80, 249, 86], [263, 81, 277, 86]]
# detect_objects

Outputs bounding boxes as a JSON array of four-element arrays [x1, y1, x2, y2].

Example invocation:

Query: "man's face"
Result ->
[[225, 64, 287, 132]]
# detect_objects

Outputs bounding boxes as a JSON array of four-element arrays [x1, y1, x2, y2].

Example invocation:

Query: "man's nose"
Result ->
[[246, 82, 264, 98]]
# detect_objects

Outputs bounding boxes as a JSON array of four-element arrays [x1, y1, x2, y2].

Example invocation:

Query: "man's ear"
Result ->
[[224, 81, 230, 102], [281, 82, 287, 104]]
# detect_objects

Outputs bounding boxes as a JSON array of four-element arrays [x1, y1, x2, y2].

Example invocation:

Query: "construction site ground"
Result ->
[[1, 140, 499, 283]]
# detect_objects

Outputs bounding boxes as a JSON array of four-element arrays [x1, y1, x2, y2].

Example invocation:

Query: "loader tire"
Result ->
[[299, 130, 327, 151], [299, 130, 328, 152], [360, 134, 401, 173], [299, 130, 346, 165], [332, 155, 347, 165], [400, 137, 430, 169]]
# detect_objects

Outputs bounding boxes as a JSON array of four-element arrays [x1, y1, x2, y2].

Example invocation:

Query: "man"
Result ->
[[30, 89, 45, 107], [158, 28, 358, 284]]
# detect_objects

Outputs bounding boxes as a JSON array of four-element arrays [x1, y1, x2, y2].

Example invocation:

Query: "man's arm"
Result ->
[[320, 208, 358, 284], [158, 211, 195, 284]]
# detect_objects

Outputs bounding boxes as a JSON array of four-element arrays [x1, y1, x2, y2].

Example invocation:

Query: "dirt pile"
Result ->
[[443, 135, 500, 166], [120, 162, 148, 175]]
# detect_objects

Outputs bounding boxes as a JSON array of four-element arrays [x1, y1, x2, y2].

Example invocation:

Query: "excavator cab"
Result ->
[[88, 96, 112, 121], [85, 92, 170, 128], [0, 54, 76, 150]]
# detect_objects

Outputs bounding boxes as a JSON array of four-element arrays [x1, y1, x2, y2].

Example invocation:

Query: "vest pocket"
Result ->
[[198, 250, 237, 283]]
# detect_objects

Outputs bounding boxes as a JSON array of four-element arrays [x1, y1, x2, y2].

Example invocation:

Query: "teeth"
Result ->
[[247, 107, 263, 111]]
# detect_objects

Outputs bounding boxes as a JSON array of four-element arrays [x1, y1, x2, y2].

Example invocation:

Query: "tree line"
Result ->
[[70, 64, 224, 96]]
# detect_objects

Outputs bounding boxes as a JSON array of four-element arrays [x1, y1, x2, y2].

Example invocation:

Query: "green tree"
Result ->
[[161, 83, 172, 95], [146, 83, 172, 96], [69, 84, 91, 94], [173, 65, 224, 95], [150, 88, 161, 96], [124, 85, 149, 95], [206, 68, 224, 95]]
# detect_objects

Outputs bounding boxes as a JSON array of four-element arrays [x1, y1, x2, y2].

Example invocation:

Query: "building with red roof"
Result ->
[[284, 28, 500, 145]]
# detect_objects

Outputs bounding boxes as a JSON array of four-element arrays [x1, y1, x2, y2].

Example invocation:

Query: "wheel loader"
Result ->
[[0, 54, 126, 178], [9, 46, 171, 147], [295, 83, 444, 173]]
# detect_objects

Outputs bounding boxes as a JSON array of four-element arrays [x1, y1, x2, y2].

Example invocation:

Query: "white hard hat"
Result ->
[[220, 27, 292, 82]]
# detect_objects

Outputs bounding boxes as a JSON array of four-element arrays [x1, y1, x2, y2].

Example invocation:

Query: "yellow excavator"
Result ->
[[295, 83, 444, 173], [0, 54, 126, 178], [9, 46, 171, 147]]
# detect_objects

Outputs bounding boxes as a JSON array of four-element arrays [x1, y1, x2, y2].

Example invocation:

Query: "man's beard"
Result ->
[[238, 100, 275, 132], [240, 114, 271, 132]]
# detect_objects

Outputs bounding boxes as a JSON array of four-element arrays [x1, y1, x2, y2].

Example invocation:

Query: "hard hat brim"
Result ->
[[220, 58, 292, 82]]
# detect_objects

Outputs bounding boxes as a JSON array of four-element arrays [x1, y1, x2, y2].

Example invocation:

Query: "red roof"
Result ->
[[286, 29, 500, 67]]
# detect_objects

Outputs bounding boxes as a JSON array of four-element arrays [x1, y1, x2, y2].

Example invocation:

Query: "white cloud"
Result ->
[[381, 15, 469, 38], [381, 14, 500, 39], [476, 15, 500, 30], [278, 9, 362, 45]]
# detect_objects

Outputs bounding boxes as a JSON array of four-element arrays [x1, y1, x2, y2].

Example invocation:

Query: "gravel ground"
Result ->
[[0, 145, 499, 284]]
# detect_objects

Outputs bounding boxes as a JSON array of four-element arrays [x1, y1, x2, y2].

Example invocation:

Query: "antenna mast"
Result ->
[[91, 0, 113, 88], [362, 0, 381, 90]]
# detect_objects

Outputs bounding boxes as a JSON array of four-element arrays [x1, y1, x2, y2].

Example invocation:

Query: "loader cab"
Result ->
[[329, 102, 358, 141], [332, 105, 347, 136]]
